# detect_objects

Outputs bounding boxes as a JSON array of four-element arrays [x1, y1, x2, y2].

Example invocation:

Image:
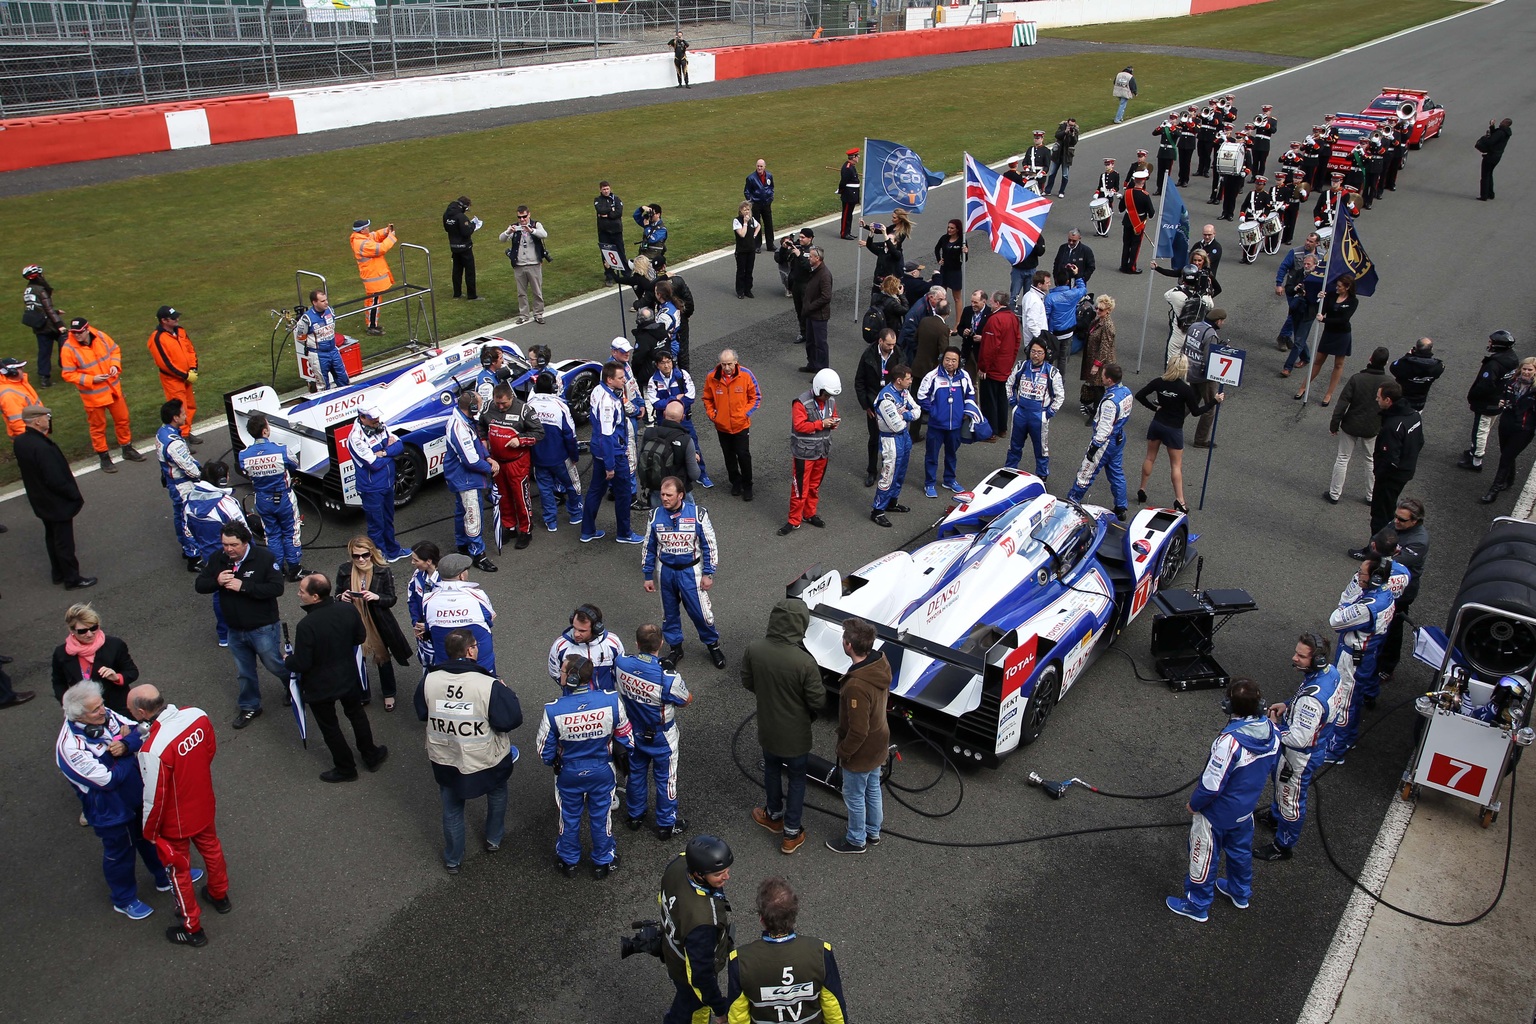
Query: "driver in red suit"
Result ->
[[480, 383, 545, 550]]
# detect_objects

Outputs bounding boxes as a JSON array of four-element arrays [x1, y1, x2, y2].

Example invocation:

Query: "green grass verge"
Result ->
[[1051, 0, 1475, 59], [0, 52, 1271, 479]]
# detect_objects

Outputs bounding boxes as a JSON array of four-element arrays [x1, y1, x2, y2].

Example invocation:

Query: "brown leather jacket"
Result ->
[[835, 653, 892, 772]]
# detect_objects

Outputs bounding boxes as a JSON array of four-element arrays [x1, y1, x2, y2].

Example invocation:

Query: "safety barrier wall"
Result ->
[[904, 0, 1272, 31], [709, 22, 1014, 79]]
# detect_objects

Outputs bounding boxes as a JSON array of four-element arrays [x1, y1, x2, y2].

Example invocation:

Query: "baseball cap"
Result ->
[[610, 337, 633, 353], [360, 405, 384, 420], [69, 317, 89, 331], [157, 305, 179, 320], [799, 228, 814, 239], [437, 553, 473, 578]]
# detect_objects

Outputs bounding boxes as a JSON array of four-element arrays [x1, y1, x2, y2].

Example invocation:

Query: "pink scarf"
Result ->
[[65, 630, 106, 681]]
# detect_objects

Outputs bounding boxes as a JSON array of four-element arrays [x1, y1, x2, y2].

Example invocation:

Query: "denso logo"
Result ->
[[322, 392, 369, 423], [925, 580, 962, 622]]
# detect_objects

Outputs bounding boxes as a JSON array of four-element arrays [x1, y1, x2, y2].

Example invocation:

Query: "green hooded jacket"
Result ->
[[740, 598, 827, 757]]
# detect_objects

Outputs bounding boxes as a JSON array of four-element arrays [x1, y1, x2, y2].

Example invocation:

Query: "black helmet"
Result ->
[[1180, 264, 1201, 284], [1489, 330, 1515, 350], [685, 835, 733, 875]]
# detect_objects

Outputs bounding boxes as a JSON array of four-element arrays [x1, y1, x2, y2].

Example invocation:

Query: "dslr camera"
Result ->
[[619, 920, 664, 960]]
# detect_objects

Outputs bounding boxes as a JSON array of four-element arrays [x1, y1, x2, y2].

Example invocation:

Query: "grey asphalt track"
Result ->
[[2, 4, 1532, 1023]]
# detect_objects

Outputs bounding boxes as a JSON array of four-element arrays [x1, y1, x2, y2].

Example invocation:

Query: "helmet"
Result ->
[[812, 368, 842, 397], [0, 357, 24, 376], [21, 264, 42, 279], [1180, 264, 1202, 284], [685, 835, 734, 875], [1495, 675, 1530, 709], [1489, 330, 1515, 350]]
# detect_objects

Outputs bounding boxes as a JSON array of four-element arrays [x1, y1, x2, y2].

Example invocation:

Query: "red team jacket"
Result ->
[[139, 704, 219, 841]]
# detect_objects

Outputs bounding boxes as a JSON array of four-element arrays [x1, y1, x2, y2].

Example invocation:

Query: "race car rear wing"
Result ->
[[800, 600, 989, 678]]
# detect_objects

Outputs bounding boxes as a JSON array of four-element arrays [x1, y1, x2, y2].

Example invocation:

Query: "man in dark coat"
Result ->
[[441, 195, 479, 300], [14, 404, 95, 589], [1369, 381, 1424, 536], [741, 599, 826, 855], [1476, 117, 1512, 201], [285, 573, 388, 783]]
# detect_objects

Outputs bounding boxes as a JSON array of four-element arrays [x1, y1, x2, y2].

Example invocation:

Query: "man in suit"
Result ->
[[14, 404, 96, 590]]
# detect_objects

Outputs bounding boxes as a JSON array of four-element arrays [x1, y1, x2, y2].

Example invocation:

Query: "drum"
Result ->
[[1089, 197, 1111, 221], [1315, 224, 1333, 246], [1260, 210, 1283, 237], [1214, 142, 1244, 177], [1238, 220, 1260, 246]]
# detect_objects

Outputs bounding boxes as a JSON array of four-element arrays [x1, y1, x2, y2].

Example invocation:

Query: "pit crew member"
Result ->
[[346, 406, 408, 561], [1004, 337, 1064, 479], [155, 399, 202, 571], [779, 369, 841, 537], [643, 477, 724, 670], [870, 364, 919, 529], [444, 392, 498, 573], [238, 413, 306, 581], [1166, 678, 1279, 922], [1323, 558, 1396, 765], [549, 604, 626, 692], [537, 655, 635, 878], [527, 372, 584, 532], [1255, 635, 1346, 862], [916, 346, 976, 498], [615, 623, 693, 839], [295, 290, 348, 389], [422, 553, 496, 674], [480, 382, 544, 551], [1067, 362, 1132, 519], [581, 362, 642, 545]]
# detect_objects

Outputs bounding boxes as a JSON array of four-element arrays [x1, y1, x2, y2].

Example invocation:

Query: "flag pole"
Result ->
[[853, 137, 868, 322], [1302, 188, 1346, 407], [1134, 171, 1168, 375]]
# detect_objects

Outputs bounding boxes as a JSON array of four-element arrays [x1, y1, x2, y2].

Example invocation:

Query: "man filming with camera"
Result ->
[[656, 835, 735, 1024]]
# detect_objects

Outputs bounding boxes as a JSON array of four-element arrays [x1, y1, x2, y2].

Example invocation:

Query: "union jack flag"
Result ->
[[964, 152, 1052, 265]]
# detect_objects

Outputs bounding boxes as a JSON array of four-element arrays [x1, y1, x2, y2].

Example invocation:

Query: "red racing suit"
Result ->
[[481, 399, 545, 536], [138, 703, 229, 933]]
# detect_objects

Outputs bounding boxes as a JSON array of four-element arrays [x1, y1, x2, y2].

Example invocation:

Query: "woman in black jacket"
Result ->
[[732, 200, 762, 298], [872, 275, 909, 334], [1484, 357, 1536, 504], [1296, 273, 1358, 406], [1134, 353, 1224, 512], [52, 603, 138, 713], [933, 219, 968, 314], [335, 536, 413, 711]]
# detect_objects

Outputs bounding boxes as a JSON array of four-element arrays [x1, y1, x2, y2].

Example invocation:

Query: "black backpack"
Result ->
[[861, 303, 885, 344], [638, 429, 685, 491]]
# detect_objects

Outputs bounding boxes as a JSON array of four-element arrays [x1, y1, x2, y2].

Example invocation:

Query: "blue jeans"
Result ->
[[1282, 299, 1318, 371], [1045, 160, 1070, 194], [440, 782, 508, 869], [1009, 265, 1033, 308], [842, 767, 883, 845], [1114, 96, 1130, 122], [763, 751, 809, 835], [227, 621, 286, 711], [213, 591, 227, 645], [95, 813, 167, 908]]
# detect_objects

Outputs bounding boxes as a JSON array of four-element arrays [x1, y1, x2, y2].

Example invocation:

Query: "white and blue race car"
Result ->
[[789, 467, 1193, 766], [223, 336, 600, 510]]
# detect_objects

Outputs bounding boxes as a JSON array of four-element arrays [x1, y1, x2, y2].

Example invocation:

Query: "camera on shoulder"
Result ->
[[619, 920, 664, 960]]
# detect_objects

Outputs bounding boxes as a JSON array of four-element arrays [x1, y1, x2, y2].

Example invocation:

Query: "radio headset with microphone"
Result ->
[[1303, 632, 1331, 671], [571, 604, 605, 636], [1367, 558, 1393, 590]]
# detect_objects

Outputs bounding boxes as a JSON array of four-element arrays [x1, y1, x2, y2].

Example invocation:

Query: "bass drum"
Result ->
[[1214, 142, 1244, 177]]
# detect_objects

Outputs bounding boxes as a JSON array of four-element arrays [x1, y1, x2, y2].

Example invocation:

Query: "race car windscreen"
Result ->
[[1366, 97, 1412, 113]]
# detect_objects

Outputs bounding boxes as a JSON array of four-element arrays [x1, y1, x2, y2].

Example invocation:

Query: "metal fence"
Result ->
[[0, 0, 879, 117]]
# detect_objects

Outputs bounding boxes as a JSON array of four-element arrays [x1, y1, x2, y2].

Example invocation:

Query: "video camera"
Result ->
[[619, 920, 664, 960]]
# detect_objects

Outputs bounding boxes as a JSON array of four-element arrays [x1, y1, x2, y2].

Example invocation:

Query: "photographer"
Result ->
[[498, 206, 550, 326], [659, 835, 734, 1024], [634, 204, 668, 263], [1475, 117, 1512, 201], [779, 229, 816, 345]]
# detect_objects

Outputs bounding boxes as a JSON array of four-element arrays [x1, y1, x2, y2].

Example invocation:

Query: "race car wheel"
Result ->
[[393, 444, 427, 508], [567, 369, 599, 426], [1019, 663, 1061, 747], [1156, 524, 1189, 593]]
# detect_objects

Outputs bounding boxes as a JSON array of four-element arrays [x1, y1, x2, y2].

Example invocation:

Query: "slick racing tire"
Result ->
[[1156, 524, 1189, 593], [567, 369, 599, 426], [1019, 663, 1061, 747], [1449, 521, 1536, 679], [394, 443, 427, 508]]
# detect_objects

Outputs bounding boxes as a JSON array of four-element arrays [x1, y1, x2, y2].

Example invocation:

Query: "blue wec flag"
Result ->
[[862, 139, 946, 215], [1154, 180, 1190, 270], [1324, 206, 1379, 297]]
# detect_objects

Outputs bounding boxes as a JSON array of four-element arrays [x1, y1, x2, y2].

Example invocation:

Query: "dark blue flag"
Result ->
[[1154, 180, 1190, 271], [1324, 206, 1378, 297], [862, 139, 946, 216]]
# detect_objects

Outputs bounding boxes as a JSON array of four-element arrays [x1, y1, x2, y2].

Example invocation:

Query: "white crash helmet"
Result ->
[[811, 368, 842, 397]]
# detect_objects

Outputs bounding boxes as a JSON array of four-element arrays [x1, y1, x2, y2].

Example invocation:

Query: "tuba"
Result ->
[[1397, 100, 1416, 123]]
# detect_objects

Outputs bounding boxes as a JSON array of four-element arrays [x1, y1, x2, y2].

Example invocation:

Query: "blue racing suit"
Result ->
[[346, 418, 406, 559], [184, 481, 246, 644], [1269, 665, 1346, 850], [443, 406, 495, 557], [296, 305, 348, 389], [634, 207, 668, 255], [872, 382, 919, 513], [155, 422, 201, 558], [642, 496, 720, 648], [1184, 715, 1279, 911], [916, 365, 975, 491], [656, 301, 682, 361], [1067, 381, 1133, 508], [1325, 577, 1396, 758], [238, 436, 304, 571], [1005, 358, 1065, 477], [474, 364, 501, 408], [537, 685, 635, 867], [614, 652, 692, 827], [581, 380, 636, 541], [422, 579, 496, 674], [407, 567, 439, 670], [647, 368, 709, 479], [528, 392, 583, 528], [549, 627, 626, 692]]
